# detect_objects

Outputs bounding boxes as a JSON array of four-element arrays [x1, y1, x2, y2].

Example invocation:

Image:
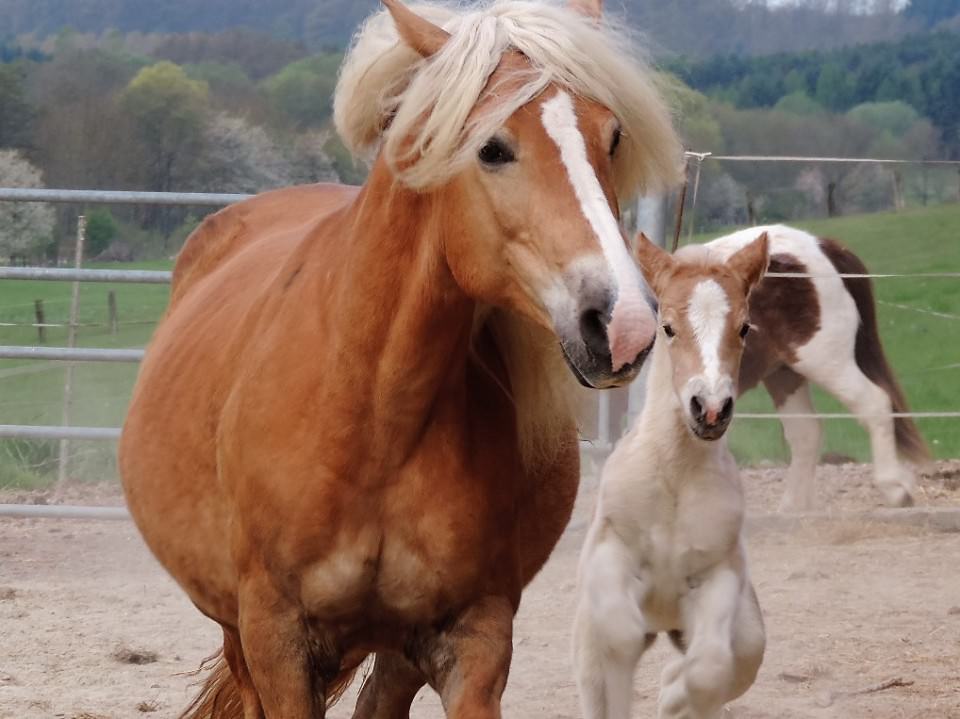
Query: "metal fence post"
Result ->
[[55, 215, 86, 498]]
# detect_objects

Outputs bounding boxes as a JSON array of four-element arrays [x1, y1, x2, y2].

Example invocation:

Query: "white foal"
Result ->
[[574, 232, 769, 719]]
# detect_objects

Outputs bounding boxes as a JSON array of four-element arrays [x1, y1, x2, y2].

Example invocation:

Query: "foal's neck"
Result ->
[[635, 339, 718, 466]]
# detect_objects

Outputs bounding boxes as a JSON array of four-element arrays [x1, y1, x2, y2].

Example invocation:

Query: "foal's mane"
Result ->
[[334, 0, 682, 195]]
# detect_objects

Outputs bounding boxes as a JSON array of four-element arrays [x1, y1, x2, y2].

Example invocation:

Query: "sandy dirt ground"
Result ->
[[1, 461, 959, 719]]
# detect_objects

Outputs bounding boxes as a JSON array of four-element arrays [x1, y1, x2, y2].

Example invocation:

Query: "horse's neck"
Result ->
[[633, 339, 715, 474], [319, 171, 476, 467]]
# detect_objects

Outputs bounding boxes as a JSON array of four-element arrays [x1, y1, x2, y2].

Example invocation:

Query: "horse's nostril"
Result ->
[[579, 308, 609, 358], [689, 395, 704, 420], [719, 397, 734, 421]]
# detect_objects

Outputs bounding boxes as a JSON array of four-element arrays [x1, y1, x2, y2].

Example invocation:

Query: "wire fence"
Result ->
[[0, 167, 957, 514]]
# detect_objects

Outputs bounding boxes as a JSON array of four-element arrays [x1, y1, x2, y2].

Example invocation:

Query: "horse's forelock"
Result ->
[[334, 0, 683, 195]]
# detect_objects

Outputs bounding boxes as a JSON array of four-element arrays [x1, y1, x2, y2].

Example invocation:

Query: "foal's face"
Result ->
[[448, 82, 658, 390], [636, 234, 769, 440]]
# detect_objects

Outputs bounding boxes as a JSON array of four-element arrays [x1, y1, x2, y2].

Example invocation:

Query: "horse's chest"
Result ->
[[300, 444, 523, 625]]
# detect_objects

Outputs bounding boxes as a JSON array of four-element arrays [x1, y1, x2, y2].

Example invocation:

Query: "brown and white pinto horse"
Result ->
[[697, 225, 929, 511], [119, 1, 681, 717]]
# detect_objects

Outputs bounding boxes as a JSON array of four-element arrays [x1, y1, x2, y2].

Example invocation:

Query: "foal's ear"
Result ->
[[728, 232, 769, 293], [634, 233, 674, 298], [383, 0, 450, 58], [569, 0, 604, 20]]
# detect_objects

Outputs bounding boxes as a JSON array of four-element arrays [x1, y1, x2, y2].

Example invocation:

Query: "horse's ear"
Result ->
[[728, 232, 769, 293], [383, 0, 450, 58], [569, 0, 603, 20], [634, 232, 673, 298]]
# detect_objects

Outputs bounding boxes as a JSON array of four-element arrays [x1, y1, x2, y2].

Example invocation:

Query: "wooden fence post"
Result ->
[[54, 215, 86, 500], [107, 291, 118, 335], [34, 300, 46, 344]]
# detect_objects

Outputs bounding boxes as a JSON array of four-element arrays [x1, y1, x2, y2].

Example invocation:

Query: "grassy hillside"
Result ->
[[0, 203, 956, 488], [692, 203, 960, 465]]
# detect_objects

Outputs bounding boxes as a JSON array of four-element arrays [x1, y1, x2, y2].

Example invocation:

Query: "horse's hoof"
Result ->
[[880, 485, 915, 508]]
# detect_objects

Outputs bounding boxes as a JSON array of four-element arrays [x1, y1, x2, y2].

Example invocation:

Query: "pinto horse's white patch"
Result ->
[[687, 279, 730, 386], [540, 91, 654, 371]]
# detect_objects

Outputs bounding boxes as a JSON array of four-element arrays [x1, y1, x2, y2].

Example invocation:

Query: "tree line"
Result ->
[[666, 30, 960, 154], [3, 0, 958, 58], [0, 30, 363, 261]]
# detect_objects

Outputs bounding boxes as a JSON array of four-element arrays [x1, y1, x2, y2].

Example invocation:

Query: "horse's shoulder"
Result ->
[[171, 183, 359, 305]]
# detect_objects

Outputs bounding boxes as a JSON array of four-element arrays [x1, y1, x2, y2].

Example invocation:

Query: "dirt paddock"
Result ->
[[1, 461, 959, 719]]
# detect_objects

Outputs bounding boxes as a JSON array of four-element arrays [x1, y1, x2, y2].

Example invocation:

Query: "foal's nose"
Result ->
[[690, 395, 735, 435]]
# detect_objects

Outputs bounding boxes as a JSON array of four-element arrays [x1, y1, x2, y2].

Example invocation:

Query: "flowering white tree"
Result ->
[[0, 150, 55, 261], [202, 113, 294, 193]]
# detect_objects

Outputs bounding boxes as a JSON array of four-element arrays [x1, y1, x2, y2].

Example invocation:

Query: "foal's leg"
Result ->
[[573, 538, 650, 719], [765, 370, 822, 512], [415, 595, 514, 719], [804, 362, 915, 506], [238, 574, 336, 718], [352, 653, 425, 719], [658, 564, 742, 719], [728, 581, 765, 702]]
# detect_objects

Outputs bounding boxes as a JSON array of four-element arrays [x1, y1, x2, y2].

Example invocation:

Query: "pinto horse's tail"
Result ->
[[179, 648, 364, 718], [819, 238, 930, 464]]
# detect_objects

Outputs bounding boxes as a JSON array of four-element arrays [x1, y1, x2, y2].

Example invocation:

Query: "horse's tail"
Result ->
[[179, 651, 242, 719], [819, 238, 930, 464], [179, 648, 365, 718]]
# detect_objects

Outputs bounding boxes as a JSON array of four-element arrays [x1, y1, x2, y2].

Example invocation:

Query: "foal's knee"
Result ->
[[685, 643, 734, 711]]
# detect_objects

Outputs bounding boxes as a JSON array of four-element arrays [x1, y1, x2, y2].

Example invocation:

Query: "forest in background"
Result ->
[[0, 0, 958, 260]]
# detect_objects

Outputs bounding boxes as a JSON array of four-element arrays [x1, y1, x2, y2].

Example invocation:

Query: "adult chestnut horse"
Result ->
[[119, 1, 681, 717]]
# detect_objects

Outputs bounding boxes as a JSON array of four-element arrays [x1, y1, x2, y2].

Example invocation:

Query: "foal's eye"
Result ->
[[663, 323, 676, 339], [739, 323, 751, 339], [478, 138, 515, 167], [609, 126, 622, 157]]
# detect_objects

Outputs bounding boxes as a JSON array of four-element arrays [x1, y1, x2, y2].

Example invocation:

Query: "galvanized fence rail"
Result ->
[[0, 178, 957, 519], [0, 190, 189, 518]]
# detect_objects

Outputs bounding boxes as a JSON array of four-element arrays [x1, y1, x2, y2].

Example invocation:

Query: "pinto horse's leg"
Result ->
[[352, 652, 425, 719], [807, 362, 916, 507], [415, 596, 514, 719], [238, 575, 336, 718], [765, 370, 822, 512]]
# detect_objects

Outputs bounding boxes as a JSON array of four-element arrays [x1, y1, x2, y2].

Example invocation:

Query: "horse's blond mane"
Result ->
[[475, 308, 588, 468], [334, 0, 683, 196]]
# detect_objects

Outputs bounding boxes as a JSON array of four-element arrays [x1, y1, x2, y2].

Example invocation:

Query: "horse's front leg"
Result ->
[[414, 595, 514, 719], [238, 571, 339, 718], [658, 562, 759, 719], [352, 652, 426, 719]]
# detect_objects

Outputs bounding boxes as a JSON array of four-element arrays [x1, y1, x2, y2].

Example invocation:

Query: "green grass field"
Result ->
[[0, 260, 171, 487], [0, 203, 957, 488]]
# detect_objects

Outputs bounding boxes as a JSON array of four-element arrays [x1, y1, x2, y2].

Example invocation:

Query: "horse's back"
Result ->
[[171, 183, 360, 306]]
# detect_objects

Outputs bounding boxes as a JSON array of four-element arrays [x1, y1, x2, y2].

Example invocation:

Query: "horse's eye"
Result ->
[[478, 138, 515, 167], [663, 323, 676, 338], [739, 322, 751, 339], [609, 126, 622, 157]]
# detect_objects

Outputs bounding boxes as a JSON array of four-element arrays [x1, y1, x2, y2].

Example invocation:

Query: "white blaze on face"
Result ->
[[539, 91, 655, 372], [686, 279, 730, 389]]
